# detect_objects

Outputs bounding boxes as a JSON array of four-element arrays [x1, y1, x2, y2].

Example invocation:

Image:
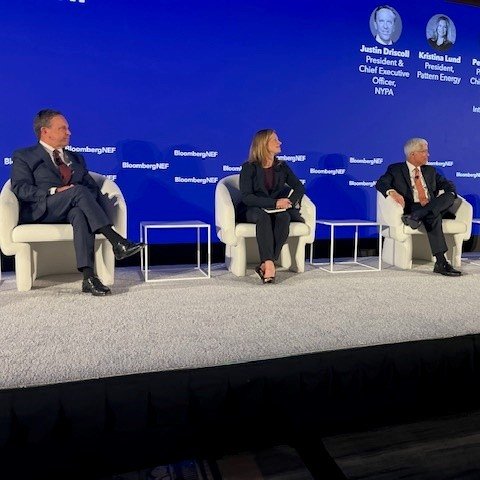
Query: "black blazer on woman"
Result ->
[[238, 160, 305, 219]]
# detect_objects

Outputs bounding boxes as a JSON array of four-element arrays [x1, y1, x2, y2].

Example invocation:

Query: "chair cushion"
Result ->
[[382, 219, 467, 239], [12, 224, 105, 242], [404, 219, 467, 235], [235, 221, 310, 238]]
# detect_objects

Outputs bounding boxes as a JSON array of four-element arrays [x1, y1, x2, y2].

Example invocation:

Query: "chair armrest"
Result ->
[[376, 191, 404, 227], [376, 191, 410, 242], [0, 181, 20, 256], [89, 172, 127, 238], [454, 195, 473, 241], [300, 194, 316, 244], [215, 181, 237, 245], [99, 178, 127, 238]]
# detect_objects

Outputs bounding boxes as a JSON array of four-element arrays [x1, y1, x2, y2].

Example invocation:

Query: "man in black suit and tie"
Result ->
[[376, 137, 461, 276], [11, 109, 145, 295]]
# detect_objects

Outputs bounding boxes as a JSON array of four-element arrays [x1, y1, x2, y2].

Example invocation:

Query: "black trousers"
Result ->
[[245, 207, 303, 263], [407, 192, 455, 256], [40, 185, 111, 269]]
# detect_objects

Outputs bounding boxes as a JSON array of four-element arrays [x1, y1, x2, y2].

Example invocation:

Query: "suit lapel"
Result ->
[[272, 161, 282, 192], [400, 163, 413, 199], [64, 150, 82, 183], [36, 143, 60, 178], [255, 164, 269, 195], [420, 165, 434, 197]]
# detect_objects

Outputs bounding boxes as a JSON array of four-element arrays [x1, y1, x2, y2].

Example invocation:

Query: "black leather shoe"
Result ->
[[401, 214, 422, 229], [433, 261, 462, 276], [82, 276, 112, 296], [113, 240, 145, 260]]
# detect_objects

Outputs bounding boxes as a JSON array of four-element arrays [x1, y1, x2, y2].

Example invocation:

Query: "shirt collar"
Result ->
[[406, 161, 420, 175], [39, 140, 58, 155], [39, 141, 70, 165]]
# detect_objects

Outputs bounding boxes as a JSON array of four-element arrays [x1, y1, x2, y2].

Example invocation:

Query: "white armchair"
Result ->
[[0, 172, 127, 291], [376, 191, 472, 269], [215, 174, 316, 276]]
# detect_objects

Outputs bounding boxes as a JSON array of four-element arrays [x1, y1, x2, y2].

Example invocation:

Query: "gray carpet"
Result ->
[[1, 258, 480, 390]]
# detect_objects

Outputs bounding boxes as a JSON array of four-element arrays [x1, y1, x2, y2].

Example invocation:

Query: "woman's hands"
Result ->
[[275, 198, 292, 209]]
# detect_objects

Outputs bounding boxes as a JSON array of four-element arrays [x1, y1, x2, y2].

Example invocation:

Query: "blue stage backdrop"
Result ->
[[1, 0, 479, 242]]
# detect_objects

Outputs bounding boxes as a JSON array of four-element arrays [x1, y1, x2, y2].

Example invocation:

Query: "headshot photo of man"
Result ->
[[426, 14, 456, 52], [370, 5, 402, 46]]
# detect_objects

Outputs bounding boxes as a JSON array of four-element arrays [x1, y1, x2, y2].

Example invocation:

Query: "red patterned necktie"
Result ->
[[413, 167, 428, 206], [53, 149, 72, 185]]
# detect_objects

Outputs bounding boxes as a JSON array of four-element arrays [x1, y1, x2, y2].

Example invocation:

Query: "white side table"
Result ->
[[464, 218, 480, 266], [140, 221, 211, 282], [310, 219, 383, 273]]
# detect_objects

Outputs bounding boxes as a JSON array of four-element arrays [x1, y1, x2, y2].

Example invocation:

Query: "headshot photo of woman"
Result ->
[[238, 129, 304, 284], [427, 15, 456, 52]]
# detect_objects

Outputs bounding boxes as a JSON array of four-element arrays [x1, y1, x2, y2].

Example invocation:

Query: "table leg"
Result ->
[[196, 227, 201, 269], [354, 225, 359, 263], [330, 225, 334, 272], [140, 224, 144, 274], [378, 225, 382, 270], [144, 228, 149, 282], [207, 225, 211, 278]]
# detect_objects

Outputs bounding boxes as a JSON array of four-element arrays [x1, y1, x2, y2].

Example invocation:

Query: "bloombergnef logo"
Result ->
[[60, 0, 86, 4]]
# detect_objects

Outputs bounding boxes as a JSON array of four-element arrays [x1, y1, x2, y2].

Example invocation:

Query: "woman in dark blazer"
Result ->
[[239, 129, 304, 284]]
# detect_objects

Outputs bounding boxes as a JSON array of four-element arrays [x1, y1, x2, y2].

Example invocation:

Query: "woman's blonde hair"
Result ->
[[247, 129, 276, 166]]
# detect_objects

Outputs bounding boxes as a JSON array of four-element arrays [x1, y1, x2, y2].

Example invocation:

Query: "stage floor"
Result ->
[[1, 258, 480, 390]]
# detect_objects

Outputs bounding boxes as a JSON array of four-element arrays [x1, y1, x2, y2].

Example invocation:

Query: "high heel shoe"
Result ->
[[254, 264, 265, 281], [263, 276, 275, 284]]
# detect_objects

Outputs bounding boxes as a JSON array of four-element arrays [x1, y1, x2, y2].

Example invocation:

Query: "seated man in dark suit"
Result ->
[[376, 137, 461, 276], [11, 109, 145, 295]]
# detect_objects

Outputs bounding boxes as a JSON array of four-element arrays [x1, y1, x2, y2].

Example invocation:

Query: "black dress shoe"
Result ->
[[401, 214, 422, 229], [433, 261, 462, 276], [82, 276, 112, 296], [113, 240, 145, 260]]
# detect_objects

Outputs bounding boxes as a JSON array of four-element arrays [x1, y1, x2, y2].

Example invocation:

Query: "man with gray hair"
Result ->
[[11, 109, 145, 295], [376, 138, 461, 276]]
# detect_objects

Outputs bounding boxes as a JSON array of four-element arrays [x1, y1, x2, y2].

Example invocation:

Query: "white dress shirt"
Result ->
[[406, 161, 430, 203], [39, 141, 71, 195]]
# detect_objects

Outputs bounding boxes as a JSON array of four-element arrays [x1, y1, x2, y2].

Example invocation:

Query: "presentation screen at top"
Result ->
[[1, 0, 479, 241]]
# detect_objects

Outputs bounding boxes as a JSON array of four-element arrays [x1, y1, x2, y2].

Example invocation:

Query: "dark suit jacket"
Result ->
[[238, 160, 305, 217], [376, 162, 456, 212], [11, 143, 100, 223]]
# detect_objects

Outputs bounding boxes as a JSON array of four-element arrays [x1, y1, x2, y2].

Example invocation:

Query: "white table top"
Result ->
[[140, 220, 210, 228], [316, 219, 380, 227]]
